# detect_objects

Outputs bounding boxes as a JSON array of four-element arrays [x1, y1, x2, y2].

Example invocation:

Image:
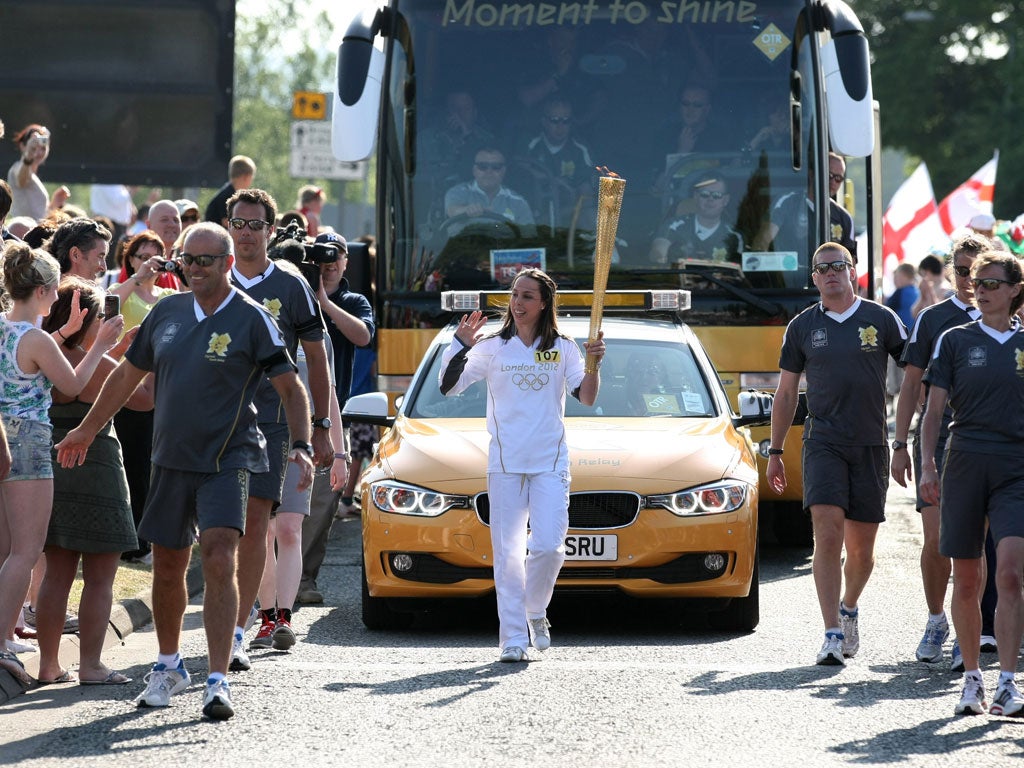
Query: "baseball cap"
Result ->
[[315, 232, 347, 253], [968, 213, 996, 231], [175, 199, 199, 217]]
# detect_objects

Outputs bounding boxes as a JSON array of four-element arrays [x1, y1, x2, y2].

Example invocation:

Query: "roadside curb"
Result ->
[[0, 556, 205, 706]]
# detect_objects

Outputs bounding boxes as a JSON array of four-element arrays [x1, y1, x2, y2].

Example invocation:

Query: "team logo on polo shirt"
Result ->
[[1016, 348, 1024, 372], [262, 298, 282, 318], [858, 325, 878, 349], [207, 332, 232, 359], [968, 346, 986, 367], [811, 328, 827, 348]]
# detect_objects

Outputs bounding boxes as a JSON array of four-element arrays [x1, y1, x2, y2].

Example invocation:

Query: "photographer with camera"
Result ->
[[7, 124, 70, 222], [107, 230, 181, 335]]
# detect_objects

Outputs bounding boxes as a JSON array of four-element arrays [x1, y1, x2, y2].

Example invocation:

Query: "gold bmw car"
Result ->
[[344, 291, 766, 631]]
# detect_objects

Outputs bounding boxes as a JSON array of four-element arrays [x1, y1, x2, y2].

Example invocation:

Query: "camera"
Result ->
[[156, 260, 177, 272], [268, 222, 339, 291]]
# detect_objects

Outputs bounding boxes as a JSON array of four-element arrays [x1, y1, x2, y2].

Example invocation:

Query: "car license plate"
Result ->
[[564, 534, 617, 561]]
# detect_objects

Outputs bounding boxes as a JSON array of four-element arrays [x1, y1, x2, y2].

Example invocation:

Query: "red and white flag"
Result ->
[[881, 163, 948, 268], [937, 152, 998, 234]]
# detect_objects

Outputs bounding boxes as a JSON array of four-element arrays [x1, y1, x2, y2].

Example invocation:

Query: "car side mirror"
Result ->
[[342, 392, 394, 428], [732, 389, 807, 428]]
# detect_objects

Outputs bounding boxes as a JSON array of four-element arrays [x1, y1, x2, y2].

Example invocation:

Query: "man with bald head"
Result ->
[[56, 222, 314, 721], [144, 200, 183, 288]]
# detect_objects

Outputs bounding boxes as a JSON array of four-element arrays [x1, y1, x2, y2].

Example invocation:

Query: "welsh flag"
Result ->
[[937, 152, 998, 234]]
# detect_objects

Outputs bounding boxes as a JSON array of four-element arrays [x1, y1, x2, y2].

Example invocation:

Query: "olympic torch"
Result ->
[[586, 168, 625, 374]]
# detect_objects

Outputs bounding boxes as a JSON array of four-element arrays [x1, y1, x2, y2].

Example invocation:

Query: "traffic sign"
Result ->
[[292, 91, 327, 120], [290, 121, 368, 181]]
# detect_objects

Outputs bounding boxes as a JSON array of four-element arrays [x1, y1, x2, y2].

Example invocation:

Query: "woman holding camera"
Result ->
[[7, 124, 70, 221]]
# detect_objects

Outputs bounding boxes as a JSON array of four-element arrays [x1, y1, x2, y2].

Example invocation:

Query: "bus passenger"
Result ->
[[443, 147, 534, 229], [919, 251, 1024, 717], [648, 175, 743, 265]]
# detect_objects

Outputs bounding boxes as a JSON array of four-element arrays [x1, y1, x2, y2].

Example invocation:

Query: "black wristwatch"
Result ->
[[767, 448, 784, 456], [312, 416, 332, 430], [892, 440, 908, 451], [291, 440, 314, 458]]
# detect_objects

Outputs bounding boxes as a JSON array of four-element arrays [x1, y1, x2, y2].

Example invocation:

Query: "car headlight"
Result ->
[[369, 480, 469, 517], [647, 481, 750, 517]]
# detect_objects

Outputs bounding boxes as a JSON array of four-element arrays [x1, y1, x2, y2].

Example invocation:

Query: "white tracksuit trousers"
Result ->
[[488, 470, 570, 650]]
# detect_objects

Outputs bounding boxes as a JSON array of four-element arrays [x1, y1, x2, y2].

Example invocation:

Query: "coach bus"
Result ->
[[331, 0, 880, 544]]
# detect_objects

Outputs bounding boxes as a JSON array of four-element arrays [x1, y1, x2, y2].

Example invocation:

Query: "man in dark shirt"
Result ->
[[55, 223, 313, 720], [767, 242, 906, 667], [204, 155, 256, 227]]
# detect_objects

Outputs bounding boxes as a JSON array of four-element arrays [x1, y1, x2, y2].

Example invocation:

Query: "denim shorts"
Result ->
[[2, 417, 53, 482]]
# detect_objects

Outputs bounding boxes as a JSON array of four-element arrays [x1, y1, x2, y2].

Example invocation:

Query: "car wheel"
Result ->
[[709, 546, 759, 632], [771, 501, 813, 547], [361, 553, 414, 631]]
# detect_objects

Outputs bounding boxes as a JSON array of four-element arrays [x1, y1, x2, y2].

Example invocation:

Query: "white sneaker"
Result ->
[[816, 633, 845, 666], [499, 646, 526, 663], [243, 603, 259, 632], [528, 617, 551, 651], [980, 635, 998, 653], [202, 678, 235, 720], [134, 662, 191, 707], [955, 674, 987, 716], [840, 607, 859, 658], [990, 680, 1024, 717], [950, 639, 964, 673], [915, 616, 949, 663], [229, 633, 251, 672], [4, 638, 36, 654]]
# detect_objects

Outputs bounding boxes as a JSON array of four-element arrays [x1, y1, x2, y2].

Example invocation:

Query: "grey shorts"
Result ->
[[912, 428, 949, 511], [802, 440, 888, 524], [2, 417, 53, 482], [273, 460, 314, 517], [940, 449, 1024, 559], [139, 466, 250, 550], [248, 423, 289, 504]]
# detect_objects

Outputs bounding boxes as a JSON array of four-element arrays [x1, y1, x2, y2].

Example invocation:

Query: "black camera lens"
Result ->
[[157, 260, 177, 272]]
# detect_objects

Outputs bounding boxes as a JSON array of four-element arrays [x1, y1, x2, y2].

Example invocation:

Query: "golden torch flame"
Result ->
[[587, 167, 625, 374]]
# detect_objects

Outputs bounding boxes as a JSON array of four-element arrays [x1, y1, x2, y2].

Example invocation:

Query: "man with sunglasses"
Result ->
[[444, 147, 534, 228], [55, 222, 314, 720], [891, 235, 997, 670], [520, 98, 594, 229], [224, 188, 333, 673], [767, 242, 907, 666], [648, 175, 743, 265]]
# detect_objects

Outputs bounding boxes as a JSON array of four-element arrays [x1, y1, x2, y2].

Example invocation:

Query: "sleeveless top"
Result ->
[[0, 319, 53, 424]]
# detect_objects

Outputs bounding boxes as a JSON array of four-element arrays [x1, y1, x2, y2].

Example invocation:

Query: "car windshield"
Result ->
[[409, 338, 717, 419]]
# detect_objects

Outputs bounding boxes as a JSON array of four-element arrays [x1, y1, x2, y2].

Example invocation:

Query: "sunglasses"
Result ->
[[698, 191, 726, 200], [474, 162, 505, 171], [544, 116, 571, 124], [180, 253, 229, 267], [228, 218, 272, 231], [812, 260, 853, 274], [971, 277, 1017, 290], [829, 173, 845, 184], [952, 265, 972, 278]]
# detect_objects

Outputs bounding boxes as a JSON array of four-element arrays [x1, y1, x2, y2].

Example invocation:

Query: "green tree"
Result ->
[[852, 1, 1023, 217]]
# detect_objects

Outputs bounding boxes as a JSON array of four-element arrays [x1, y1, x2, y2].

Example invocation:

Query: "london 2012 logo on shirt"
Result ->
[[1015, 348, 1024, 374], [262, 297, 282, 318], [207, 332, 232, 360], [858, 325, 878, 350]]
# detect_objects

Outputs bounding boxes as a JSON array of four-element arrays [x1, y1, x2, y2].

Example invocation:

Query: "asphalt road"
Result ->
[[3, 482, 1023, 767]]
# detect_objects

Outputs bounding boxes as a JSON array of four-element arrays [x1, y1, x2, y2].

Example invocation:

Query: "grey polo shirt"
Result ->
[[779, 297, 907, 446], [925, 320, 1024, 457], [126, 288, 295, 473], [232, 261, 325, 424]]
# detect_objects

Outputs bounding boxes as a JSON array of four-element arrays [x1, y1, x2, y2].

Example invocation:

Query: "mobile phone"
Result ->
[[103, 295, 120, 318]]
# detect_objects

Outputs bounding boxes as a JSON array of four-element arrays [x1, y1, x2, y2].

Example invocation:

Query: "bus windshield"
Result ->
[[381, 0, 831, 322]]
